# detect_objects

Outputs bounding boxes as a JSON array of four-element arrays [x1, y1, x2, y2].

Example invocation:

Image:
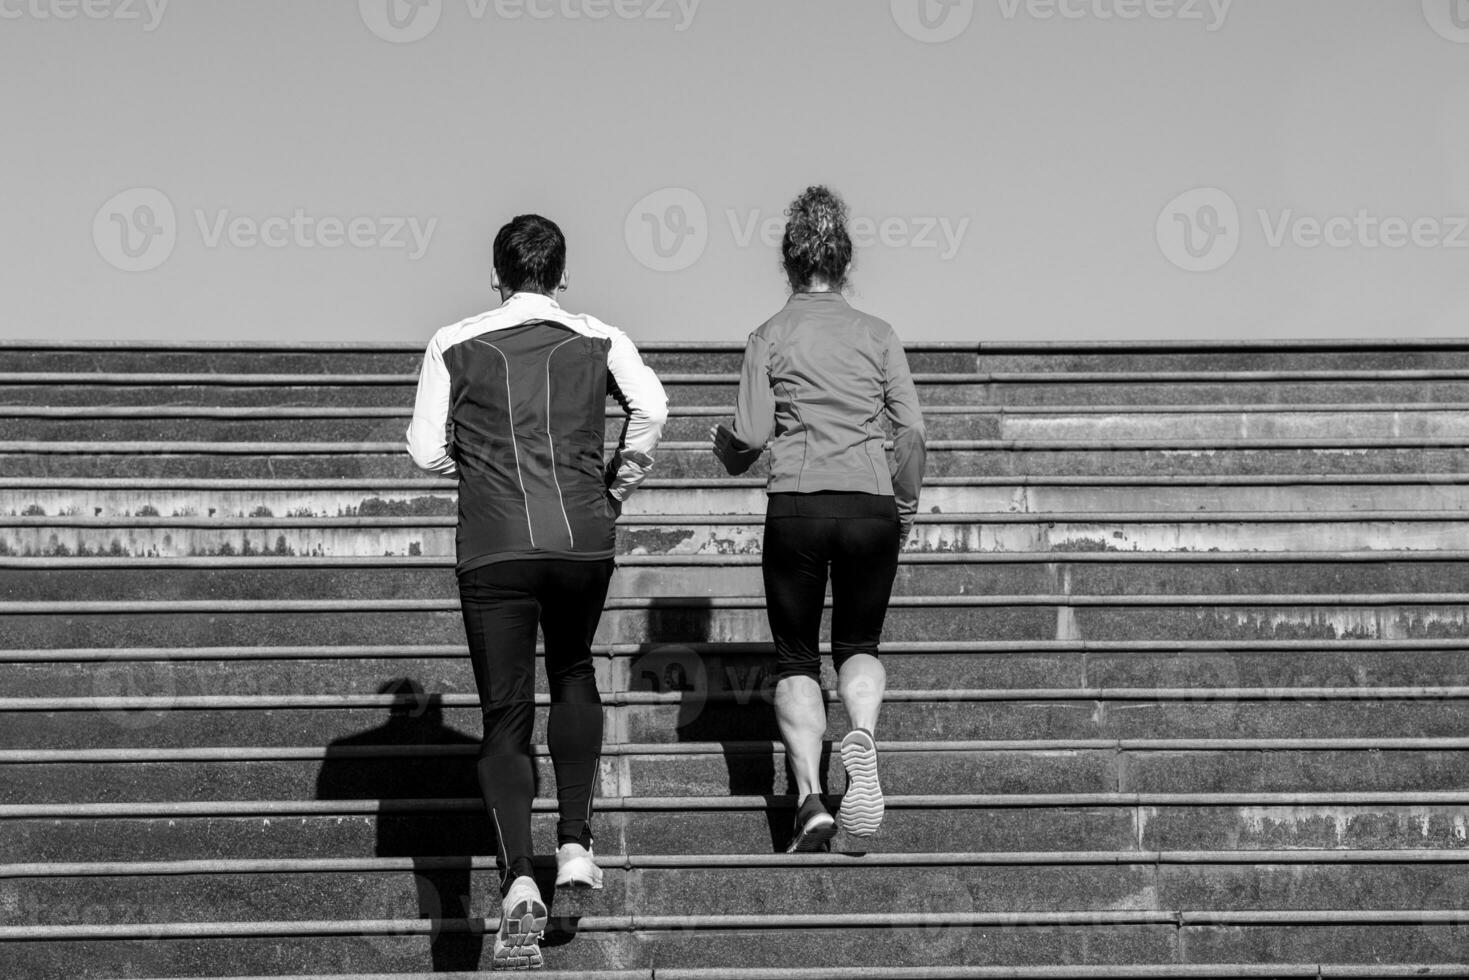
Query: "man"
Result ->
[[407, 214, 667, 969]]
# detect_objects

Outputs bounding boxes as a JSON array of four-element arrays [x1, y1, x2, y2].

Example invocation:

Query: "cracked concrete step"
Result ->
[[12, 481, 1469, 519], [20, 517, 1469, 564], [15, 517, 1469, 561]]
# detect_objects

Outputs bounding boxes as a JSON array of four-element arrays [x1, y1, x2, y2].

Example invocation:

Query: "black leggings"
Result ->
[[457, 558, 615, 894], [762, 492, 902, 681]]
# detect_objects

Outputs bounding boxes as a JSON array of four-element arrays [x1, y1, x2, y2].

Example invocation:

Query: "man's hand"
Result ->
[[606, 449, 655, 503]]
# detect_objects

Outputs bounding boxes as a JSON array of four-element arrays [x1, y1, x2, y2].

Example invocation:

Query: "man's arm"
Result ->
[[605, 328, 669, 502], [405, 333, 458, 477]]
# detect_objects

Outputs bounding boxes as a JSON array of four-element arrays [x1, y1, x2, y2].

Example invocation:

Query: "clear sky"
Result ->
[[3, 0, 1468, 345]]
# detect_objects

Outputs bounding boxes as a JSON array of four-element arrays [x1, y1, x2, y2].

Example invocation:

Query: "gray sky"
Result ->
[[3, 0, 1468, 344]]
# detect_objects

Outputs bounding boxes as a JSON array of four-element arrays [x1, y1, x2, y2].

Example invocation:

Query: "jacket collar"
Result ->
[[502, 291, 563, 316]]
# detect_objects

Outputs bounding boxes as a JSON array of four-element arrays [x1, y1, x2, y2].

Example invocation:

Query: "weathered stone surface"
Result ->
[[1140, 805, 1469, 851], [9, 341, 1469, 978]]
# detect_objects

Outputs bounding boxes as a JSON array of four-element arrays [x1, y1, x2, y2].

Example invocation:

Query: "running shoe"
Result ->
[[492, 875, 547, 970], [554, 842, 604, 890], [786, 792, 837, 853], [837, 728, 885, 837]]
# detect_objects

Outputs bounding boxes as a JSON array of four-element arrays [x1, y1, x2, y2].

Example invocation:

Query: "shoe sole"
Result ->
[[555, 862, 604, 890], [492, 894, 547, 970], [786, 813, 837, 853], [838, 730, 884, 838]]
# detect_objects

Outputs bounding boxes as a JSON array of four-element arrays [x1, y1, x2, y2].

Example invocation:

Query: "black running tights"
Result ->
[[458, 558, 614, 894]]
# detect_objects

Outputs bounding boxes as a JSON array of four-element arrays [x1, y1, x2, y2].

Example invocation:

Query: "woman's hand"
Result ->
[[710, 422, 758, 475]]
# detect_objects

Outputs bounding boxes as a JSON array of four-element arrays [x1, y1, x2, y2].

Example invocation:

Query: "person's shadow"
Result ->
[[633, 598, 829, 851], [314, 678, 488, 972]]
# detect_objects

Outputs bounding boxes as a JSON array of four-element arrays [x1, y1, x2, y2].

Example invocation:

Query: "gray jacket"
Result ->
[[725, 291, 927, 533]]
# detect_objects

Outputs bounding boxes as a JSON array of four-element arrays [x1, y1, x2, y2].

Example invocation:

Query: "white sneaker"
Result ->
[[838, 728, 885, 838], [554, 842, 604, 890], [492, 875, 547, 970]]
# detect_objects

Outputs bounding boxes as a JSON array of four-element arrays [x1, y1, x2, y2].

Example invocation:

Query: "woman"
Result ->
[[711, 186, 926, 851]]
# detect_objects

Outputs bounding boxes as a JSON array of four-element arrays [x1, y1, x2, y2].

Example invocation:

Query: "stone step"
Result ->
[[7, 746, 1469, 805], [8, 695, 1469, 750], [4, 594, 1469, 647], [13, 481, 1469, 520], [14, 916, 1462, 976], [9, 446, 1469, 481], [9, 643, 1469, 699], [15, 559, 1469, 603], [16, 379, 1469, 409], [9, 856, 1469, 929], [0, 346, 961, 376], [21, 968, 1468, 980], [11, 800, 1469, 863], [7, 338, 1469, 373], [14, 409, 1469, 444], [11, 516, 1469, 561]]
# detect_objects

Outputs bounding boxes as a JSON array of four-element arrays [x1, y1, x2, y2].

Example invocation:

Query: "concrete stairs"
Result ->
[[4, 339, 1469, 977]]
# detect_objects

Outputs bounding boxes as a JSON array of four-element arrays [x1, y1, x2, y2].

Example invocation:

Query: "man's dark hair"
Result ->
[[493, 214, 567, 294]]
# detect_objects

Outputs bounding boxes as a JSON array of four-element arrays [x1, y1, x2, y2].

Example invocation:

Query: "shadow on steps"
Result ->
[[634, 597, 831, 853], [314, 677, 489, 972]]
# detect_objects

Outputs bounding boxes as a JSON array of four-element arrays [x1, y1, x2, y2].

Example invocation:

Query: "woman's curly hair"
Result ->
[[781, 185, 852, 292]]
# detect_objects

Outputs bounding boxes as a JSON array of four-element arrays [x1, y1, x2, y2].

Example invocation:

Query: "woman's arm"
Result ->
[[713, 332, 774, 475], [883, 329, 927, 542]]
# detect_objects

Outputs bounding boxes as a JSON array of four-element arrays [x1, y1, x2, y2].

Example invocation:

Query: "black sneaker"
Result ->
[[786, 793, 837, 853]]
